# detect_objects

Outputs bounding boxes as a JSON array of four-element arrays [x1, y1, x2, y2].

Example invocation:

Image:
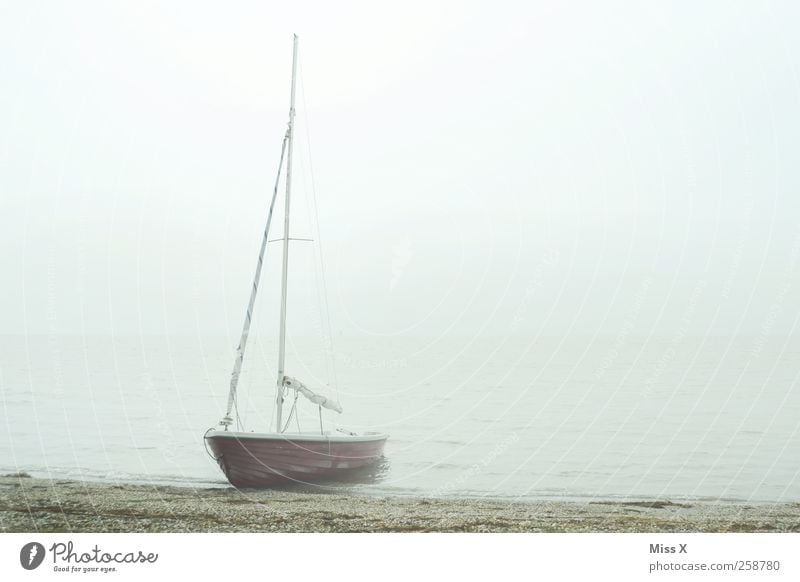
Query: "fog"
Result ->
[[2, 1, 799, 341]]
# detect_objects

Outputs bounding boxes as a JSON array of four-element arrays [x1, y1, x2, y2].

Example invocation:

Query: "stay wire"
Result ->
[[298, 56, 341, 406]]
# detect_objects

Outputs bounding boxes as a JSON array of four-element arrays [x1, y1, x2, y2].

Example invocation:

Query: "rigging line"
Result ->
[[294, 124, 330, 390], [299, 55, 341, 402], [234, 394, 243, 431], [263, 337, 278, 433], [267, 237, 314, 243], [221, 130, 289, 429], [281, 391, 300, 433]]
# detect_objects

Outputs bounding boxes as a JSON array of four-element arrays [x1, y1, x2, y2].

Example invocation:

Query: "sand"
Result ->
[[1, 473, 798, 533]]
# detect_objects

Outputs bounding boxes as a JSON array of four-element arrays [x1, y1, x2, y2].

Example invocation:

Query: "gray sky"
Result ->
[[2, 1, 799, 340]]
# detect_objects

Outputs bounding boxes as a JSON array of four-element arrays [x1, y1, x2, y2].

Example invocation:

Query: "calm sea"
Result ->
[[2, 334, 798, 502]]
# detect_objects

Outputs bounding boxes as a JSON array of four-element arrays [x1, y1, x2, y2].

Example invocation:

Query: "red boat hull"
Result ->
[[205, 431, 387, 488]]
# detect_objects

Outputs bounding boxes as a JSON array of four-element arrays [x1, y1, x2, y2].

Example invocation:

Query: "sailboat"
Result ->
[[205, 35, 387, 488]]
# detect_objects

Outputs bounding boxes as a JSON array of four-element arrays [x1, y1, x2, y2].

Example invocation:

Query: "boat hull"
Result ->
[[205, 431, 388, 488]]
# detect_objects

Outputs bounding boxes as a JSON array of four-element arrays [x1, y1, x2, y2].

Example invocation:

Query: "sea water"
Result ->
[[1, 333, 798, 502]]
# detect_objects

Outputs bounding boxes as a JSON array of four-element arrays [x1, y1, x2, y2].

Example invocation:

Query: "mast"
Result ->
[[276, 34, 298, 432]]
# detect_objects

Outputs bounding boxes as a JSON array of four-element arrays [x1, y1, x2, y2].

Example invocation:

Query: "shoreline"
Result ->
[[2, 474, 798, 533]]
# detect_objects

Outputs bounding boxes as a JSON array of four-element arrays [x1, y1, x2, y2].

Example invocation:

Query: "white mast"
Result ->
[[276, 34, 298, 432]]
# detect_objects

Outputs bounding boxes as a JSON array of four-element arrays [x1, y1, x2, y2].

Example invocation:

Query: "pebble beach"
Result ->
[[1, 474, 799, 533]]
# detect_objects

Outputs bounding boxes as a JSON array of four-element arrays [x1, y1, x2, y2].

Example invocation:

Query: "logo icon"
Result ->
[[20, 542, 45, 570]]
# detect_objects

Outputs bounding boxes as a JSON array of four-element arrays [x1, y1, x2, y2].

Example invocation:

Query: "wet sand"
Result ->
[[1, 474, 798, 533]]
